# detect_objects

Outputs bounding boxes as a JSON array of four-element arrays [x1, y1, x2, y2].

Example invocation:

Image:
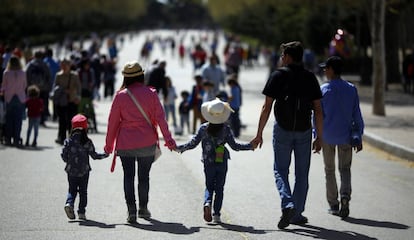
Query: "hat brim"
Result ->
[[122, 71, 144, 77], [201, 102, 232, 124]]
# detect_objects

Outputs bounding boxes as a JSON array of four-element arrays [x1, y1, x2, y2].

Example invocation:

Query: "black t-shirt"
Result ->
[[262, 64, 322, 131]]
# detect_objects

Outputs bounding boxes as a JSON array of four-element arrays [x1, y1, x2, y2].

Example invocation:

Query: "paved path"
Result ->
[[1, 30, 413, 240]]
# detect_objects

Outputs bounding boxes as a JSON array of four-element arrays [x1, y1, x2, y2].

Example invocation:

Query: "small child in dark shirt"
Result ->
[[177, 90, 191, 135], [175, 98, 257, 223], [25, 85, 43, 147], [61, 114, 108, 220]]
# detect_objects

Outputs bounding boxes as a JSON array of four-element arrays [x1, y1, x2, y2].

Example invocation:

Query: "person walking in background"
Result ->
[[251, 41, 323, 229], [61, 114, 108, 220], [163, 76, 177, 128], [1, 56, 27, 147], [201, 55, 225, 96], [147, 60, 168, 99], [43, 48, 60, 121], [227, 74, 242, 138], [102, 54, 116, 99], [25, 85, 43, 147], [189, 74, 206, 134], [178, 90, 191, 136], [104, 61, 176, 224], [175, 98, 256, 224], [318, 56, 364, 219], [54, 59, 81, 145], [26, 50, 52, 127]]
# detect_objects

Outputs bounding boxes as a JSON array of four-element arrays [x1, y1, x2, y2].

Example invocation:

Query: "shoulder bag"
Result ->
[[127, 89, 162, 160]]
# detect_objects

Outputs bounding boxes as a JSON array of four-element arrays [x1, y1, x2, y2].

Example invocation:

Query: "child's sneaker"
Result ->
[[138, 208, 151, 218], [78, 213, 86, 220], [203, 203, 212, 222], [64, 204, 75, 220], [212, 214, 221, 224], [127, 213, 137, 224]]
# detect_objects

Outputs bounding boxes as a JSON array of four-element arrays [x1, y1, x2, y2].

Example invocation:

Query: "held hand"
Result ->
[[312, 138, 322, 154], [251, 136, 263, 149], [164, 139, 177, 151]]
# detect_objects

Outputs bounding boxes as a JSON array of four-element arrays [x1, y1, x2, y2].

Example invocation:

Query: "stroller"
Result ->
[[78, 90, 98, 133]]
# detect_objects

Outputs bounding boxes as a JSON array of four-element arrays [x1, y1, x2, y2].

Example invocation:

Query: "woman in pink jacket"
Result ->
[[1, 56, 27, 147], [104, 61, 176, 224]]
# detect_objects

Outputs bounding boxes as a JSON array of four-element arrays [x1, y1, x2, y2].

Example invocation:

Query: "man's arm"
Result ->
[[252, 96, 274, 148], [312, 99, 323, 153]]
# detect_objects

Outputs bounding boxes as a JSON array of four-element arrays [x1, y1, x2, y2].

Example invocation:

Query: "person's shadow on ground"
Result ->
[[287, 224, 378, 240], [344, 217, 410, 229], [125, 218, 200, 235]]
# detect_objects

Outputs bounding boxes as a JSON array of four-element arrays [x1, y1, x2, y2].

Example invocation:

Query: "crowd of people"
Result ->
[[0, 35, 119, 147]]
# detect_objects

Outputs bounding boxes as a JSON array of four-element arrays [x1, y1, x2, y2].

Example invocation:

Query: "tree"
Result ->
[[370, 0, 386, 116]]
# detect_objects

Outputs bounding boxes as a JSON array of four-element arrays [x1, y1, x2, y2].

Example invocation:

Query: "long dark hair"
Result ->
[[207, 123, 224, 137], [70, 128, 90, 145], [119, 74, 145, 90]]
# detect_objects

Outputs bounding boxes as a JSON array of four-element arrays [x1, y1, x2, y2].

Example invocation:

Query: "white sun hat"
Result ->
[[201, 98, 234, 124]]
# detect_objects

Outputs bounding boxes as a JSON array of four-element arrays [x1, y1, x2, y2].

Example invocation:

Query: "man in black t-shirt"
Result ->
[[252, 41, 323, 229]]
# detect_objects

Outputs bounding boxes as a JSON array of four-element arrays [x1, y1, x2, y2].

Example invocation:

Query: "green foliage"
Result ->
[[0, 0, 146, 45]]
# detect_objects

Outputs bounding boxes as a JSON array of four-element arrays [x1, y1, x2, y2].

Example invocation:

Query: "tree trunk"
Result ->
[[371, 0, 386, 116], [385, 9, 400, 85]]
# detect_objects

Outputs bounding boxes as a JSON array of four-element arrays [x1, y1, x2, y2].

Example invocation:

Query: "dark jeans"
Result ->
[[121, 155, 154, 210], [5, 95, 24, 145], [40, 91, 50, 124], [204, 162, 228, 216], [56, 103, 78, 142], [66, 173, 89, 214]]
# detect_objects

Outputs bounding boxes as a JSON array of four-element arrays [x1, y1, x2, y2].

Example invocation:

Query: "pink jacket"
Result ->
[[104, 82, 175, 153], [1, 70, 27, 103]]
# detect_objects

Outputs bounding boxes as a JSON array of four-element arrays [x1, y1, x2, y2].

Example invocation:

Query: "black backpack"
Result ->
[[273, 67, 313, 131]]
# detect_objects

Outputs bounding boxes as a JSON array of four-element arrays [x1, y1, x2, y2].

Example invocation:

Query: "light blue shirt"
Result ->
[[320, 79, 364, 145], [202, 64, 225, 95]]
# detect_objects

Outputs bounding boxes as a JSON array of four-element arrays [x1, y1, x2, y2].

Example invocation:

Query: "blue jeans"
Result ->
[[66, 173, 89, 214], [204, 162, 228, 216], [121, 156, 154, 209], [26, 117, 40, 144], [273, 123, 311, 219]]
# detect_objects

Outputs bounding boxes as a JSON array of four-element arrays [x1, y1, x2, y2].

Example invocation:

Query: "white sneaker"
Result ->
[[78, 213, 86, 220], [64, 204, 75, 220], [212, 215, 221, 223]]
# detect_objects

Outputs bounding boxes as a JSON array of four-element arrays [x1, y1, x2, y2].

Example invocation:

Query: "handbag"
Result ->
[[127, 89, 162, 160]]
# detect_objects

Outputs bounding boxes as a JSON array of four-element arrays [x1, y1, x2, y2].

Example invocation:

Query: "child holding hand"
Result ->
[[61, 114, 108, 220], [175, 98, 256, 223]]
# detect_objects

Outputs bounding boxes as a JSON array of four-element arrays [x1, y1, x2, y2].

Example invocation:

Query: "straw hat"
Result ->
[[201, 98, 234, 124], [122, 61, 144, 77]]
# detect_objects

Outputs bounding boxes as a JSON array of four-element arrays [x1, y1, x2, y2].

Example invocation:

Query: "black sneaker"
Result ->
[[127, 213, 137, 223], [138, 208, 151, 218], [290, 216, 308, 225], [328, 204, 340, 215], [339, 198, 350, 219], [278, 207, 295, 229]]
